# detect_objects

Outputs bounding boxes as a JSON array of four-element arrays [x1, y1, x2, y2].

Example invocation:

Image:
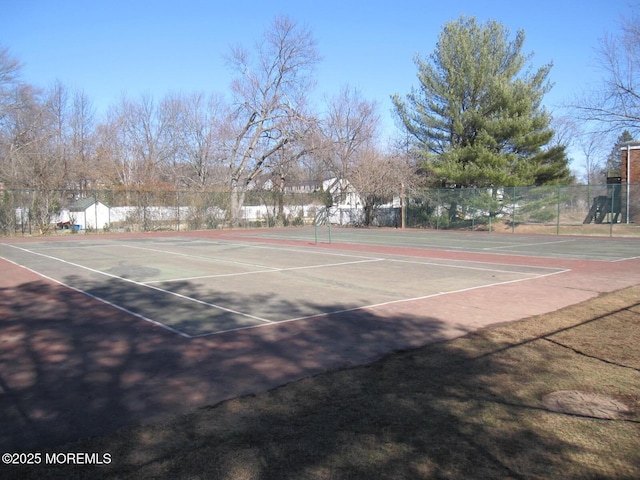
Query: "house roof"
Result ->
[[620, 141, 640, 149], [68, 198, 104, 211]]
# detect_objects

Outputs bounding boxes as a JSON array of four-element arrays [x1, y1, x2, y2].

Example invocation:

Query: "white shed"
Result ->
[[60, 198, 110, 231]]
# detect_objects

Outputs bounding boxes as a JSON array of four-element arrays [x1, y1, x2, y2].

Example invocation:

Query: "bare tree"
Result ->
[[0, 47, 26, 187], [549, 116, 606, 184], [97, 94, 176, 190], [350, 147, 416, 226], [266, 118, 320, 226], [0, 46, 23, 126], [572, 6, 640, 136], [46, 81, 73, 186], [576, 130, 608, 185], [69, 89, 96, 192], [95, 114, 134, 189], [320, 86, 379, 187], [0, 81, 73, 192], [549, 115, 579, 151], [0, 81, 74, 231], [169, 92, 227, 189], [223, 15, 319, 226]]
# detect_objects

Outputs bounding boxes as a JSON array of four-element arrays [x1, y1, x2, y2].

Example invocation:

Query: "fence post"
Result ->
[[556, 185, 561, 235], [436, 189, 441, 230], [610, 188, 615, 237], [512, 186, 516, 233], [471, 188, 476, 231], [108, 190, 111, 231]]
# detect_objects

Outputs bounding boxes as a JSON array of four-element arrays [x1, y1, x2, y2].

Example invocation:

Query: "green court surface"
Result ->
[[1, 229, 638, 337], [235, 226, 640, 261], [0, 233, 566, 337]]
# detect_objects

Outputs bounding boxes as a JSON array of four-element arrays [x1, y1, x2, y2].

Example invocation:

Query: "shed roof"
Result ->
[[68, 198, 106, 211]]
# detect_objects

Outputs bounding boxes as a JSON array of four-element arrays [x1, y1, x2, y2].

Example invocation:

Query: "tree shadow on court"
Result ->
[[1, 274, 636, 479], [0, 277, 190, 451], [0, 273, 460, 453]]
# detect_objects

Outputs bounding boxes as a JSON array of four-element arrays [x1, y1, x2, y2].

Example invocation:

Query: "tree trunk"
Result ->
[[230, 180, 245, 228]]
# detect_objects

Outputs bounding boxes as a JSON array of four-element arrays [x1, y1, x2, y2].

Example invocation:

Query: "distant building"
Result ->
[[619, 141, 640, 223], [620, 141, 640, 184], [58, 198, 110, 230]]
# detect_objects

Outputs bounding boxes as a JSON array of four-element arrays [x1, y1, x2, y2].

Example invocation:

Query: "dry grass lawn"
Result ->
[[4, 287, 640, 480]]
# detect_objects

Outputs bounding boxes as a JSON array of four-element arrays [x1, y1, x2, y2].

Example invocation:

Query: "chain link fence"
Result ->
[[0, 188, 328, 235], [404, 183, 640, 236], [0, 183, 638, 237]]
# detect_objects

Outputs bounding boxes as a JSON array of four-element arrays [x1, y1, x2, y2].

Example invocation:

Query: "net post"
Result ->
[[328, 222, 332, 244], [314, 222, 318, 244]]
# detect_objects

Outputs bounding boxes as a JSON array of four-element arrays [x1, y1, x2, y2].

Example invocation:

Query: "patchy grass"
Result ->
[[5, 287, 640, 479]]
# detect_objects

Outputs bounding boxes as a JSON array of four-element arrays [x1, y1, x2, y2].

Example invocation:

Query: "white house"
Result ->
[[322, 178, 362, 208]]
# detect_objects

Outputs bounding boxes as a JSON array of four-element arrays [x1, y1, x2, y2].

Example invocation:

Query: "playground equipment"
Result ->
[[583, 177, 622, 224]]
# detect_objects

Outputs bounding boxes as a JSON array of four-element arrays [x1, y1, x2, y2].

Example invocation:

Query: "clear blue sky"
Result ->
[[1, 0, 633, 145]]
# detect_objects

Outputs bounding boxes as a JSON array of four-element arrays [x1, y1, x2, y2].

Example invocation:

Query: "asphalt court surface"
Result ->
[[0, 234, 575, 337]]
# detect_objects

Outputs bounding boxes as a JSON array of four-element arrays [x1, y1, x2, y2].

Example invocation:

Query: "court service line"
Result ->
[[286, 270, 571, 323], [313, 232, 523, 247], [611, 254, 640, 263], [183, 238, 387, 261], [63, 238, 386, 266], [236, 233, 478, 251], [385, 258, 559, 276], [145, 258, 386, 284], [372, 249, 565, 271], [2, 243, 273, 325], [0, 253, 191, 338], [482, 239, 577, 250], [190, 268, 571, 337], [118, 243, 282, 271]]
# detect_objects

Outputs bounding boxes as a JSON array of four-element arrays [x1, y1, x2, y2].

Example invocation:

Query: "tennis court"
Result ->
[[232, 226, 640, 261], [0, 230, 579, 337], [2, 227, 640, 451]]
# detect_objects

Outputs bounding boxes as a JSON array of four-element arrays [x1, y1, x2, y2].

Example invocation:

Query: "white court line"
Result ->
[[237, 233, 478, 251], [337, 234, 522, 248], [190, 267, 571, 337], [0, 254, 190, 338], [1, 243, 273, 326], [176, 238, 387, 261], [231, 232, 631, 262], [286, 269, 570, 322], [120, 243, 282, 271], [378, 250, 564, 271], [53, 237, 565, 281], [146, 258, 385, 284], [482, 239, 577, 250], [34, 242, 282, 271], [611, 255, 640, 263], [150, 250, 562, 284], [385, 258, 558, 276], [38, 238, 385, 264]]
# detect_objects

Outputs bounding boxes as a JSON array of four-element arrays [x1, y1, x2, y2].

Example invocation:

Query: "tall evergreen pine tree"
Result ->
[[392, 16, 572, 188]]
